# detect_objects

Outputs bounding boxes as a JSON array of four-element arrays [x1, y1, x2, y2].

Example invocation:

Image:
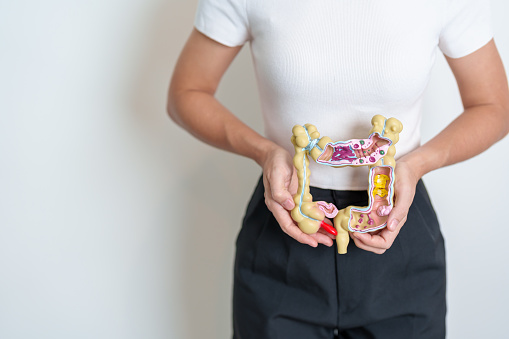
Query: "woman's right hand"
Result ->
[[260, 144, 335, 247], [168, 30, 334, 248]]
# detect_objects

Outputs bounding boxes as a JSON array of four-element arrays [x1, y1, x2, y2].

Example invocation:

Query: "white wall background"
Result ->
[[0, 1, 508, 338]]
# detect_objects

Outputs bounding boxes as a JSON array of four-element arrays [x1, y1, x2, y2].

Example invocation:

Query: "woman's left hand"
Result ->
[[351, 158, 421, 254]]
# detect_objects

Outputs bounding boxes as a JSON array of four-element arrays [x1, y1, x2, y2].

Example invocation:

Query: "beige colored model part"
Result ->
[[333, 207, 352, 254], [290, 116, 403, 254], [290, 124, 329, 234], [369, 115, 403, 169], [290, 124, 348, 249]]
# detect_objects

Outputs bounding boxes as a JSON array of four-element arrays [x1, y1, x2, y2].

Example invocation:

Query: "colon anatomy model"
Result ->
[[290, 115, 403, 254]]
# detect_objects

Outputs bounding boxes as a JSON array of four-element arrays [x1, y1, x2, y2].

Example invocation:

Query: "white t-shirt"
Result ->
[[194, 0, 493, 190]]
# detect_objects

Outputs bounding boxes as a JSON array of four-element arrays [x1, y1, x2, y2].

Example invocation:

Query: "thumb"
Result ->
[[270, 174, 295, 210], [387, 186, 413, 231]]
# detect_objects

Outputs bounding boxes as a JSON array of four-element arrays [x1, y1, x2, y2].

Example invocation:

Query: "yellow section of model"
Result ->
[[373, 188, 388, 198], [373, 174, 390, 197], [374, 174, 389, 186]]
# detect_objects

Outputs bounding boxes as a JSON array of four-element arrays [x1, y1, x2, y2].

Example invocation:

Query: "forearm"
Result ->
[[168, 89, 278, 166], [402, 104, 509, 178]]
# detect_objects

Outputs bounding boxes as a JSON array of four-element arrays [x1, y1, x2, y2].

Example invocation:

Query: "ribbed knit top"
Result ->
[[195, 0, 493, 190]]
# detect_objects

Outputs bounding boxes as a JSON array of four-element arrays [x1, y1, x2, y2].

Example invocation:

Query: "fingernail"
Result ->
[[283, 199, 294, 210], [389, 219, 399, 231]]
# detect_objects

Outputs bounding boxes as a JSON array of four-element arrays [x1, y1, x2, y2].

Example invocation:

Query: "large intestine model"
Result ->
[[290, 115, 403, 254]]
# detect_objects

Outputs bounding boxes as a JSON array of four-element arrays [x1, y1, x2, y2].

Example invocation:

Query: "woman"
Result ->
[[167, 0, 509, 337]]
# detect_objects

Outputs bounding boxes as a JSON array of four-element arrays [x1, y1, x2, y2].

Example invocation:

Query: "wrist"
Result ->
[[398, 146, 444, 179], [398, 151, 427, 180], [253, 139, 282, 167]]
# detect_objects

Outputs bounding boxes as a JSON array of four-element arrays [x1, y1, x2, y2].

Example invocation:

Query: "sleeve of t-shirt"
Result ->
[[194, 0, 251, 47], [438, 0, 493, 58]]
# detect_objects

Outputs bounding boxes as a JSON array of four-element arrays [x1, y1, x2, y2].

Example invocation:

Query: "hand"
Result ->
[[351, 159, 420, 254], [260, 144, 335, 247]]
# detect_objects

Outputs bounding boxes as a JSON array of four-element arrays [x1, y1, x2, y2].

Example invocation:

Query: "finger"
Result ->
[[269, 201, 318, 247], [268, 169, 295, 210], [352, 231, 394, 250], [310, 231, 334, 247], [351, 236, 386, 255], [287, 226, 319, 247], [264, 174, 292, 211], [262, 174, 270, 199], [378, 216, 406, 242], [289, 168, 299, 196], [317, 227, 336, 240], [263, 175, 272, 209], [388, 184, 414, 232]]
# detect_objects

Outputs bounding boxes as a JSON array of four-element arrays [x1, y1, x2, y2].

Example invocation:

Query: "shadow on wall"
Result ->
[[129, 1, 262, 338]]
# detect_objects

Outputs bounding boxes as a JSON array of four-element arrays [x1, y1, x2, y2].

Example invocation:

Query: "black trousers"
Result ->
[[233, 177, 446, 339]]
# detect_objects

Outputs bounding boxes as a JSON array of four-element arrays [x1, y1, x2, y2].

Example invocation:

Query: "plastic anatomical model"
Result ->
[[290, 115, 403, 254]]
